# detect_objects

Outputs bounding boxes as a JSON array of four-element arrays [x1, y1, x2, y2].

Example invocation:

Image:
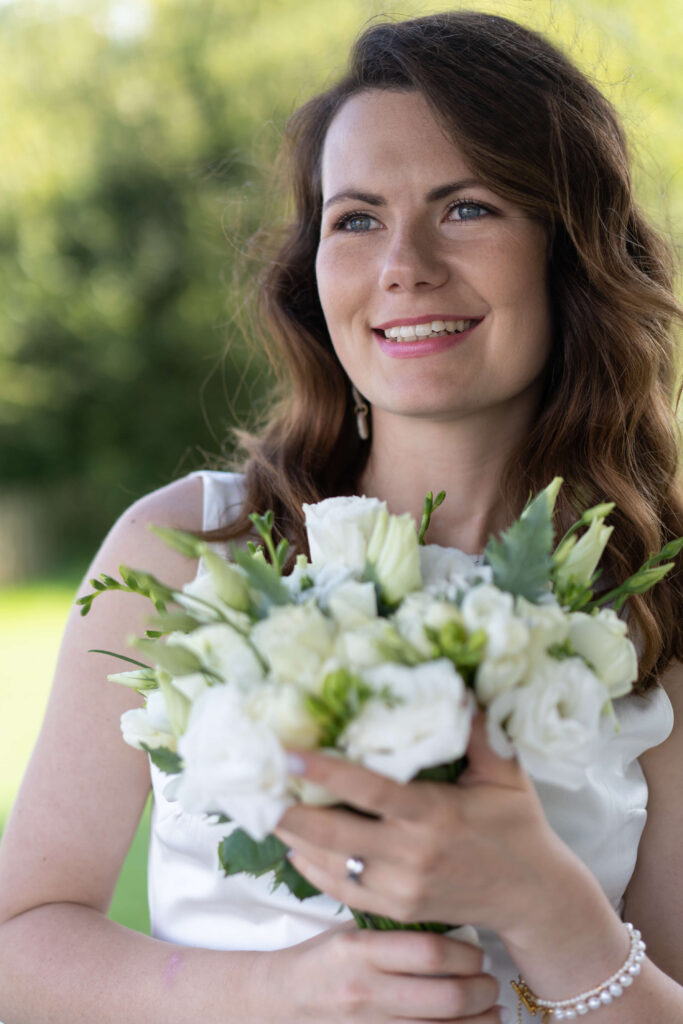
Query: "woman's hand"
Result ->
[[276, 714, 580, 938], [267, 922, 503, 1023]]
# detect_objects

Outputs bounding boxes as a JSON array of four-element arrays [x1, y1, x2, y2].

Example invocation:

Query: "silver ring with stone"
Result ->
[[345, 855, 365, 884]]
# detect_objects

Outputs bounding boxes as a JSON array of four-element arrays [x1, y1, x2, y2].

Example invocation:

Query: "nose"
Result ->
[[378, 223, 449, 292]]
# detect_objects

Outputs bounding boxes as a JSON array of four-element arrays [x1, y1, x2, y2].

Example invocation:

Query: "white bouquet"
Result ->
[[79, 479, 681, 919]]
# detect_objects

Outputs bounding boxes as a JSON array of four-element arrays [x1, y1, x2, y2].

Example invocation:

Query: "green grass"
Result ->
[[0, 579, 150, 934]]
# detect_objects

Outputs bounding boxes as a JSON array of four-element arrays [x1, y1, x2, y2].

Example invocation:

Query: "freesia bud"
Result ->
[[554, 517, 613, 589]]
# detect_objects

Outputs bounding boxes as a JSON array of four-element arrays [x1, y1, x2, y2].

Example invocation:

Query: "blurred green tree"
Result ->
[[0, 0, 679, 577]]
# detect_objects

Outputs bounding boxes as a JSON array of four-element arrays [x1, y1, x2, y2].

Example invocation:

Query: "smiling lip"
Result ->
[[374, 314, 483, 330], [375, 319, 481, 358]]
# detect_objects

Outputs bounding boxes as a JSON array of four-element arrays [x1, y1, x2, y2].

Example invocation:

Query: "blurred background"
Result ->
[[1, 0, 680, 934]]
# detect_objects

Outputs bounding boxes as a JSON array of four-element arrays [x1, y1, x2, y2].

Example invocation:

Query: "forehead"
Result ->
[[320, 89, 473, 196]]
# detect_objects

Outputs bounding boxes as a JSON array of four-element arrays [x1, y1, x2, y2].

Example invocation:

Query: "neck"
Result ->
[[358, 406, 532, 553]]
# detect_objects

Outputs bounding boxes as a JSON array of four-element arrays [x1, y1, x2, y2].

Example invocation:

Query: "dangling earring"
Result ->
[[351, 385, 370, 440]]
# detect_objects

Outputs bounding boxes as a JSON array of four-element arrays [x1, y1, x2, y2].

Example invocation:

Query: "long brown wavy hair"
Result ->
[[209, 11, 682, 689]]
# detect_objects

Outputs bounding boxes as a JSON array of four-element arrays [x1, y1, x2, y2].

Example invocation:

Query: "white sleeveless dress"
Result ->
[[147, 470, 674, 1016]]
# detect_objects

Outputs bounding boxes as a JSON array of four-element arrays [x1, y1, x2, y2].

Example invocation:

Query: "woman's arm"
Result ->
[[0, 476, 272, 1024]]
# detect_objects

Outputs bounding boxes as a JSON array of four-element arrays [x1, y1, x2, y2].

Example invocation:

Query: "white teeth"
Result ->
[[382, 318, 478, 341]]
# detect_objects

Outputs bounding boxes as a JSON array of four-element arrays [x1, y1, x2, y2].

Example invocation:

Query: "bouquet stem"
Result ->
[[351, 910, 451, 933]]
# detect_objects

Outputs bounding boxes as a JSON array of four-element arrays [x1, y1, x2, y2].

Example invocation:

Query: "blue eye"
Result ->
[[447, 200, 489, 221], [336, 212, 377, 232]]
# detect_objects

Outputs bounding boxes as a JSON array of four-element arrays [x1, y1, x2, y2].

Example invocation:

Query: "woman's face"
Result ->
[[315, 89, 553, 428]]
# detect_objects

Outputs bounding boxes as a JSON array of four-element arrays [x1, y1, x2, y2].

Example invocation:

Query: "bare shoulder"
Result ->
[[89, 472, 205, 591], [0, 473, 205, 925], [623, 660, 683, 982]]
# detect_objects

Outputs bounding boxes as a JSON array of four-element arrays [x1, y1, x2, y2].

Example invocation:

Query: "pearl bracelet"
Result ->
[[511, 922, 646, 1021]]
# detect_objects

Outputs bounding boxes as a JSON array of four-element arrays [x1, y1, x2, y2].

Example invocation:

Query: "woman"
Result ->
[[0, 11, 680, 1023]]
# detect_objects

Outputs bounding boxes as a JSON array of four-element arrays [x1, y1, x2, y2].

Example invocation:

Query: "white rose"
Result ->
[[475, 653, 527, 704], [462, 586, 530, 703], [170, 672, 210, 703], [366, 506, 422, 605], [420, 545, 493, 600], [304, 495, 385, 570], [167, 624, 265, 689], [251, 602, 335, 686], [327, 579, 378, 629], [486, 656, 614, 789], [392, 592, 462, 658], [334, 618, 411, 671], [283, 561, 354, 606], [568, 608, 637, 698], [174, 685, 292, 840], [515, 595, 569, 670], [461, 585, 515, 636], [121, 690, 176, 751], [341, 659, 473, 782], [245, 681, 321, 748]]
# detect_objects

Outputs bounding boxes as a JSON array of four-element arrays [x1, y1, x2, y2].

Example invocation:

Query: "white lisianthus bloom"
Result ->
[[121, 690, 176, 751], [341, 659, 473, 783], [462, 586, 530, 703], [175, 570, 253, 629], [515, 595, 569, 670], [461, 585, 516, 636], [174, 685, 292, 840], [568, 608, 637, 698], [419, 545, 493, 600], [251, 602, 335, 687], [170, 672, 210, 703], [335, 618, 411, 671], [392, 592, 462, 658], [366, 506, 422, 605], [486, 656, 613, 789], [167, 624, 265, 689], [327, 579, 378, 629], [245, 681, 321, 748], [304, 495, 385, 571], [475, 653, 528, 705], [554, 517, 613, 589]]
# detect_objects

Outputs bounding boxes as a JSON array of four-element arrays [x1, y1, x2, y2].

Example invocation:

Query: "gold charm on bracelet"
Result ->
[[510, 977, 554, 1022]]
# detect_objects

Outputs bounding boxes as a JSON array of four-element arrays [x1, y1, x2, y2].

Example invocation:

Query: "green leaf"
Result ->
[[88, 649, 152, 669], [272, 858, 321, 900], [415, 758, 466, 783], [145, 611, 202, 634], [140, 743, 183, 775], [132, 636, 203, 676], [231, 544, 290, 608], [149, 524, 208, 559], [484, 487, 555, 600], [218, 829, 288, 878]]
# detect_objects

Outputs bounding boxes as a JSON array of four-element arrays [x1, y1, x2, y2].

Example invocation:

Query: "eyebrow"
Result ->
[[322, 178, 484, 211]]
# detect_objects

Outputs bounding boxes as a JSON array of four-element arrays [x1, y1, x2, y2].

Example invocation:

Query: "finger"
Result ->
[[376, 971, 500, 1020], [459, 711, 526, 790], [277, 802, 398, 858], [361, 929, 486, 977], [286, 749, 427, 820], [284, 847, 395, 918]]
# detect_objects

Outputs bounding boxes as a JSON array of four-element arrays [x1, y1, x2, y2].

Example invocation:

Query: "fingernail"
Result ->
[[482, 953, 492, 973], [286, 752, 307, 775]]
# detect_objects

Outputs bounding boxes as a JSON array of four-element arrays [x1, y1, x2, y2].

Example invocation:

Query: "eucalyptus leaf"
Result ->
[[140, 743, 183, 775]]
